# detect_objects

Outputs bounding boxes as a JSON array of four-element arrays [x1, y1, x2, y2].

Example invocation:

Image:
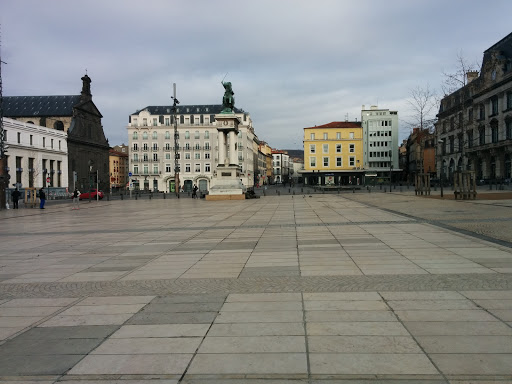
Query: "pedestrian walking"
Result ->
[[11, 188, 21, 209], [72, 188, 80, 210], [192, 184, 198, 199], [39, 188, 46, 209]]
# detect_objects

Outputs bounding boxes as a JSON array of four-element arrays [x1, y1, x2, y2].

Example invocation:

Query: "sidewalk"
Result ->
[[0, 194, 511, 382]]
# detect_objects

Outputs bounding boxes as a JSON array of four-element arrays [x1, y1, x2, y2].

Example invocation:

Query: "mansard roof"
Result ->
[[3, 95, 81, 117], [305, 121, 362, 129], [132, 104, 246, 115]]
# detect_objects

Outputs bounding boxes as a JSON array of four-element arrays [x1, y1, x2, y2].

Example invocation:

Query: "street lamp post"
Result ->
[[438, 140, 444, 198]]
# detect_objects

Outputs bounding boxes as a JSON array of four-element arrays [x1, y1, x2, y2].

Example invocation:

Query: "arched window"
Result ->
[[204, 131, 209, 139], [132, 131, 138, 140], [54, 121, 64, 131], [152, 131, 158, 139], [165, 131, 170, 139], [142, 132, 148, 140]]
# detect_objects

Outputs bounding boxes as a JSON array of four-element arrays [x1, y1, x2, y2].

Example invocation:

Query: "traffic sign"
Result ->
[[128, 172, 132, 177], [46, 177, 51, 183]]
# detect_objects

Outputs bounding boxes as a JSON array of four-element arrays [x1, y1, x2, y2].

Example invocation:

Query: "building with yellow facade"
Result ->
[[302, 121, 364, 186]]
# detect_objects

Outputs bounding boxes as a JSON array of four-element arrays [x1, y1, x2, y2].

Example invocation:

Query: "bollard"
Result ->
[[293, 191, 295, 195], [353, 188, 355, 193], [107, 194, 110, 201], [400, 187, 402, 192], [288, 188, 291, 193], [276, 189, 278, 194], [135, 194, 138, 200], [121, 194, 124, 200], [263, 190, 266, 196], [489, 183, 492, 190], [368, 187, 371, 193], [278, 191, 280, 196], [380, 184, 382, 190], [301, 188, 303, 193], [163, 193, 166, 199], [149, 194, 152, 200]]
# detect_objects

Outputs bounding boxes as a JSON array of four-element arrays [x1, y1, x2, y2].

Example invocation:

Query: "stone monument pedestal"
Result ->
[[206, 112, 245, 201]]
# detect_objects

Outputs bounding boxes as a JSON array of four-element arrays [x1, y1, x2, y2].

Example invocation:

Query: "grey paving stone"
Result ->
[[403, 321, 512, 336], [91, 337, 202, 354], [208, 322, 305, 336], [307, 321, 409, 336], [142, 302, 223, 313], [0, 337, 104, 356], [430, 353, 512, 375], [306, 310, 397, 322], [188, 353, 308, 375], [416, 335, 512, 353], [239, 266, 300, 277], [309, 353, 439, 375], [111, 324, 210, 338], [10, 325, 119, 340], [151, 295, 227, 304], [127, 311, 218, 324], [308, 335, 422, 353], [198, 335, 306, 353], [0, 353, 86, 375]]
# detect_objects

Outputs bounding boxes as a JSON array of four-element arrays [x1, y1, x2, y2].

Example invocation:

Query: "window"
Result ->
[[505, 119, 512, 139], [143, 143, 148, 151], [336, 132, 341, 140], [349, 132, 354, 139], [507, 92, 512, 110], [336, 144, 342, 153], [180, 115, 184, 124], [195, 153, 200, 159], [468, 108, 473, 122], [310, 157, 316, 167], [336, 157, 342, 167], [205, 142, 210, 150], [152, 131, 157, 139], [449, 136, 455, 153], [133, 132, 138, 140], [165, 153, 171, 160], [467, 130, 474, 148], [323, 157, 329, 167], [195, 164, 201, 172], [184, 131, 190, 139], [153, 165, 158, 174], [143, 154, 148, 161], [43, 137, 46, 147], [165, 131, 170, 139], [185, 143, 190, 150], [153, 118, 157, 126], [17, 132, 21, 143], [185, 164, 191, 172], [322, 144, 328, 153], [166, 164, 171, 172], [349, 157, 355, 167], [133, 143, 138, 151], [194, 131, 200, 139], [323, 133, 328, 140], [143, 166, 149, 174], [195, 143, 200, 150], [185, 153, 191, 160], [165, 143, 171, 150], [142, 132, 148, 140], [349, 144, 355, 153], [491, 122, 499, 143], [310, 133, 315, 140], [152, 143, 158, 150], [133, 118, 138, 126], [479, 105, 485, 120], [479, 127, 485, 145], [491, 97, 498, 116], [153, 153, 158, 161], [133, 154, 138, 161], [134, 165, 139, 174], [30, 135, 33, 145], [165, 118, 170, 126], [205, 131, 210, 139], [310, 144, 316, 154], [205, 153, 210, 159], [205, 163, 211, 172], [143, 118, 147, 126]]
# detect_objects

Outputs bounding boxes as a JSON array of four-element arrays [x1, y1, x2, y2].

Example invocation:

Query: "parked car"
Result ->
[[79, 189, 104, 200]]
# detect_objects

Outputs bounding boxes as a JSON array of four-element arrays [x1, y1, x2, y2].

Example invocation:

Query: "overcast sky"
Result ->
[[2, 0, 511, 149]]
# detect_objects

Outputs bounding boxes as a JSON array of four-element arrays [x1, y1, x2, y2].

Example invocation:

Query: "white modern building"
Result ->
[[127, 105, 256, 193], [2, 118, 68, 190], [361, 105, 399, 178]]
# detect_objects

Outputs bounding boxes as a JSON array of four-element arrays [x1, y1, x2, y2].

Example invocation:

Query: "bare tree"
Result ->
[[442, 51, 478, 95], [405, 84, 438, 133]]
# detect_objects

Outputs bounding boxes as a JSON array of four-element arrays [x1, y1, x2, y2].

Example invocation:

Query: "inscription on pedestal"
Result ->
[[221, 172, 232, 177]]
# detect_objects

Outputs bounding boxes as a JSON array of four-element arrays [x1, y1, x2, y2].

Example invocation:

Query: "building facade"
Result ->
[[302, 122, 364, 186], [3, 75, 110, 192], [109, 145, 129, 192], [361, 105, 399, 182], [127, 105, 256, 193], [271, 150, 290, 184], [436, 32, 512, 182], [405, 128, 436, 183], [2, 118, 68, 191]]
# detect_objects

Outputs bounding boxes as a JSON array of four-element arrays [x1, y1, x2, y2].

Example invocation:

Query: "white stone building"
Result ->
[[272, 151, 290, 184], [127, 105, 256, 193], [2, 118, 68, 190], [361, 105, 399, 179]]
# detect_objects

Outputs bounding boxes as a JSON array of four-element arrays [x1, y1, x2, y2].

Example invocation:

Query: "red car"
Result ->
[[79, 189, 104, 200]]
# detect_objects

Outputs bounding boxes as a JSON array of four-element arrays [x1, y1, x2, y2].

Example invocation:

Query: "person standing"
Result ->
[[11, 188, 21, 209], [72, 188, 80, 210], [192, 184, 198, 199], [39, 188, 46, 209]]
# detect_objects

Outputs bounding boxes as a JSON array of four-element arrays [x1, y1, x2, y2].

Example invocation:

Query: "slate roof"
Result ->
[[3, 95, 81, 117], [132, 104, 245, 115], [305, 121, 362, 129]]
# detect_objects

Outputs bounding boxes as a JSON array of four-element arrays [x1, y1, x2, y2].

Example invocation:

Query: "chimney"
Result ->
[[466, 71, 478, 84]]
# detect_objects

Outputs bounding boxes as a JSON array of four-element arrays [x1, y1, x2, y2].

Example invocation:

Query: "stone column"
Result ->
[[229, 131, 237, 165], [218, 131, 226, 166]]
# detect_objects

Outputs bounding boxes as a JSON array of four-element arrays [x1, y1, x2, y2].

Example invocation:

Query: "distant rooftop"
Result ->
[[305, 121, 361, 129], [132, 104, 246, 115], [3, 95, 81, 117]]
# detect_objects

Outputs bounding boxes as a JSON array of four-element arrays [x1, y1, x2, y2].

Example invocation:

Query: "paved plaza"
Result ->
[[0, 192, 512, 383]]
